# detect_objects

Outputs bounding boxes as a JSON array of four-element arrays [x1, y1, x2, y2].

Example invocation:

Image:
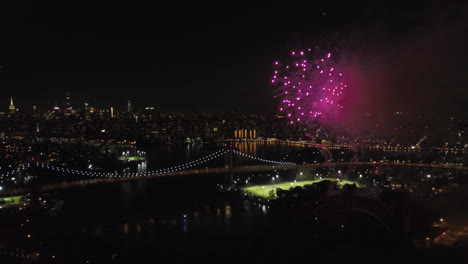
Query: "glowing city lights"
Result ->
[[0, 149, 295, 182]]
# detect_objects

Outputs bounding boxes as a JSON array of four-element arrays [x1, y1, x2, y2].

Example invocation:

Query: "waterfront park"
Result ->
[[242, 178, 364, 199]]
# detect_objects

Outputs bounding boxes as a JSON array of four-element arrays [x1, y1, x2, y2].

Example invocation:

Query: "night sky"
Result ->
[[2, 1, 467, 114]]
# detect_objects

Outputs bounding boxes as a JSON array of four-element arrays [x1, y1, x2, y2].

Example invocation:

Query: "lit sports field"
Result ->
[[0, 195, 26, 205], [119, 156, 146, 161], [242, 178, 363, 198]]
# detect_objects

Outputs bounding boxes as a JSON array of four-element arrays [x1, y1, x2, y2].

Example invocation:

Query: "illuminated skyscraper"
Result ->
[[32, 105, 39, 118], [127, 100, 133, 114], [65, 92, 72, 111], [84, 102, 90, 121], [9, 98, 15, 113], [53, 99, 60, 112]]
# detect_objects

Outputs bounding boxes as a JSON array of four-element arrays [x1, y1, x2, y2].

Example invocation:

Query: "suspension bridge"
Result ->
[[1, 148, 467, 196]]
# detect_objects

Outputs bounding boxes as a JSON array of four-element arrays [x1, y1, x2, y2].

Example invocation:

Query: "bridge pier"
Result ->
[[228, 147, 234, 184], [17, 163, 25, 183], [224, 144, 234, 184]]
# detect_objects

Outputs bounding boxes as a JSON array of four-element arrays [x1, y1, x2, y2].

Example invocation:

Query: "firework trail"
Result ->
[[272, 48, 346, 125], [273, 48, 351, 174]]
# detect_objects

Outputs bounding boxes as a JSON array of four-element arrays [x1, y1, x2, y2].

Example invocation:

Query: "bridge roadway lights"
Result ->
[[3, 153, 468, 194]]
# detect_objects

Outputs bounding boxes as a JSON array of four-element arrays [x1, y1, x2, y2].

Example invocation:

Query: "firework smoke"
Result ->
[[274, 48, 355, 173]]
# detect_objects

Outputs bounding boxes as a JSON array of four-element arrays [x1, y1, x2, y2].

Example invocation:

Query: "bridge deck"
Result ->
[[1, 162, 466, 196]]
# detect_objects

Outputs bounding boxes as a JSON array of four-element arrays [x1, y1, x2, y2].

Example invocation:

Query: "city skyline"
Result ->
[[2, 1, 468, 114], [4, 92, 468, 117], [1, 1, 468, 262]]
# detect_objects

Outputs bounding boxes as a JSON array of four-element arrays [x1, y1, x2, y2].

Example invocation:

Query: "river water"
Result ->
[[3, 142, 468, 263], [41, 142, 308, 262]]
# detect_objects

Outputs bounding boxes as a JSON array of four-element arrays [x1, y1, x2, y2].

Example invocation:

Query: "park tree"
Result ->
[[268, 189, 276, 199], [342, 183, 357, 194]]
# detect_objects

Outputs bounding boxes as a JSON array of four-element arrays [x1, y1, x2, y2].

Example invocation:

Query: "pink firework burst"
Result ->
[[272, 49, 345, 124]]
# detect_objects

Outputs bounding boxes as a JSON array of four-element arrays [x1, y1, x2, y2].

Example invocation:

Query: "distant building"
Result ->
[[143, 107, 156, 120], [234, 129, 257, 139], [84, 102, 90, 120], [127, 100, 133, 114], [53, 99, 60, 112], [32, 105, 39, 118], [65, 92, 72, 111], [9, 97, 15, 113]]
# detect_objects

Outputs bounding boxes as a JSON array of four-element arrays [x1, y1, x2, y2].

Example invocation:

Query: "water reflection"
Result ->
[[137, 161, 147, 173], [123, 223, 128, 235], [141, 141, 303, 171], [225, 204, 232, 219], [182, 215, 188, 233], [70, 200, 263, 242]]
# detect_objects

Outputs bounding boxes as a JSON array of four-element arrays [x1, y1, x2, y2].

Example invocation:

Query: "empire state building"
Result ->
[[9, 98, 15, 113]]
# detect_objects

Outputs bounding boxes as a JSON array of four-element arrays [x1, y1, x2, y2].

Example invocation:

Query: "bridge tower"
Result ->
[[16, 163, 25, 183], [225, 141, 234, 184]]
